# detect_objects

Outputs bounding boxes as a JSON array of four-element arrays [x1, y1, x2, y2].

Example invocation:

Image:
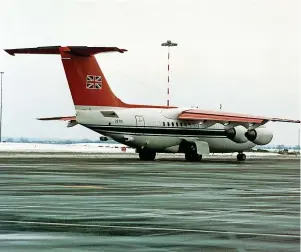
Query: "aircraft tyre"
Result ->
[[138, 149, 156, 161], [185, 153, 202, 162], [184, 142, 202, 162], [237, 153, 246, 161]]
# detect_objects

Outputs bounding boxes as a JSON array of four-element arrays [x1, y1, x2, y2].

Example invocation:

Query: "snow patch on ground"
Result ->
[[0, 142, 135, 153], [0, 142, 298, 158]]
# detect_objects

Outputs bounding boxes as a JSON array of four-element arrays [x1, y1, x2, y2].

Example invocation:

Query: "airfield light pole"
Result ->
[[161, 40, 177, 106], [0, 72, 3, 143]]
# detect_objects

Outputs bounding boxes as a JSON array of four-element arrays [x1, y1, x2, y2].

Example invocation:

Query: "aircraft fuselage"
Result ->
[[76, 107, 256, 153]]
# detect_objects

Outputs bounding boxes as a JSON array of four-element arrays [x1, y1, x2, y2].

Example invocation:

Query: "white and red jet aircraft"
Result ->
[[5, 46, 300, 161]]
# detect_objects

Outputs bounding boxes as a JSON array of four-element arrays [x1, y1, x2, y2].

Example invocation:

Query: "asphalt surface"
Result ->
[[0, 154, 299, 252]]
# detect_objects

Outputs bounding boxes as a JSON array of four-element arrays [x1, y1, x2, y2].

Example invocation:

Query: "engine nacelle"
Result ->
[[226, 125, 249, 143], [245, 127, 273, 145]]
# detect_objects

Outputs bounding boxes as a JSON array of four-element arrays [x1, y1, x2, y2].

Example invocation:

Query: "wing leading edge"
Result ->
[[178, 109, 300, 124]]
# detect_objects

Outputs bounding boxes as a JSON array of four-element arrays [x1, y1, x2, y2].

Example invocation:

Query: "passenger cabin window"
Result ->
[[167, 122, 170, 126], [163, 122, 165, 126], [176, 122, 178, 127], [172, 122, 174, 127]]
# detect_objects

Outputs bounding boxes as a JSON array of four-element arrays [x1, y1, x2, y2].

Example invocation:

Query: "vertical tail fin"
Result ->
[[5, 46, 174, 109], [59, 47, 128, 107], [5, 46, 128, 108]]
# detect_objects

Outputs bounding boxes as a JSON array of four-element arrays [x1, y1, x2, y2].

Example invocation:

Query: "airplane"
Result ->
[[4, 46, 300, 162]]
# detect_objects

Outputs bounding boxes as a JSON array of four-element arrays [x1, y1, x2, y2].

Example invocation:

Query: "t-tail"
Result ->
[[5, 46, 173, 110]]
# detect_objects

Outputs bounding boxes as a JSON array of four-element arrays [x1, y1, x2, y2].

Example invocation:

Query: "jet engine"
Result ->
[[245, 127, 273, 145], [226, 125, 248, 143]]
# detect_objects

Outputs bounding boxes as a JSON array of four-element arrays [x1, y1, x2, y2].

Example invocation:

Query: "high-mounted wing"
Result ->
[[178, 109, 300, 124]]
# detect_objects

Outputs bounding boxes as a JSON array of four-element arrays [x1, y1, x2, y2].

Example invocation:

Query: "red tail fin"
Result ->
[[6, 46, 128, 107], [5, 46, 174, 109], [59, 47, 127, 107]]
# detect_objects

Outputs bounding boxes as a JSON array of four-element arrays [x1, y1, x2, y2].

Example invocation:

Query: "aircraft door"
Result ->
[[135, 116, 145, 127], [135, 116, 145, 135]]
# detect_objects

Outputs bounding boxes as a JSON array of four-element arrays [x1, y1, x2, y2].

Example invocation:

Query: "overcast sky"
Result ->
[[0, 0, 300, 145]]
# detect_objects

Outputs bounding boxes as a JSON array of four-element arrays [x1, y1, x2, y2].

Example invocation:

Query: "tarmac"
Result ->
[[0, 153, 299, 252]]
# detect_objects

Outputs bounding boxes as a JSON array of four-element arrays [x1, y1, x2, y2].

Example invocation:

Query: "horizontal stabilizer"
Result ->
[[5, 46, 127, 57], [37, 116, 76, 121]]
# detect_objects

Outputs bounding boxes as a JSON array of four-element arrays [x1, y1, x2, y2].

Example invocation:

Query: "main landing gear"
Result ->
[[138, 149, 156, 161], [184, 142, 202, 162], [237, 153, 246, 161], [185, 153, 202, 162]]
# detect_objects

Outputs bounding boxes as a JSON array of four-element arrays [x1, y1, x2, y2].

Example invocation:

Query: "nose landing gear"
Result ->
[[237, 153, 246, 161], [138, 149, 156, 161]]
